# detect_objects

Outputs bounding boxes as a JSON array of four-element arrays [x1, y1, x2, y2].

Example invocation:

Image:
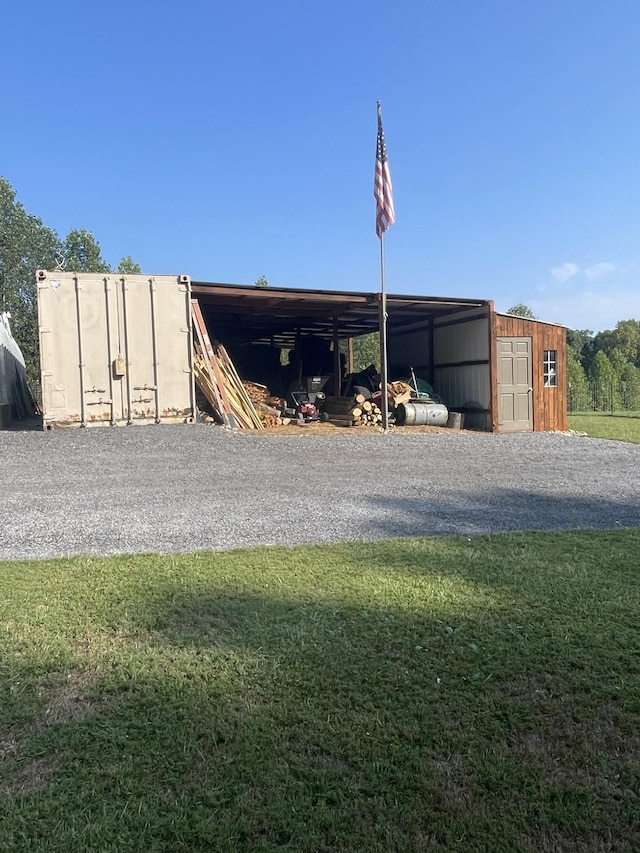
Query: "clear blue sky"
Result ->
[[3, 0, 640, 332]]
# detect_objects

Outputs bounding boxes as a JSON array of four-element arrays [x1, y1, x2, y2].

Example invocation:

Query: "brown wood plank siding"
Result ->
[[489, 308, 499, 432], [494, 314, 567, 431]]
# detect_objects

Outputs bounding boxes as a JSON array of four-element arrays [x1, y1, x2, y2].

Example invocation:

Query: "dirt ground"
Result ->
[[244, 420, 469, 436]]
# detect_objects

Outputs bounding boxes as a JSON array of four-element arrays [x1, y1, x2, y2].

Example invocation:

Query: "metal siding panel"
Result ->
[[435, 364, 491, 409], [388, 330, 430, 370], [37, 271, 194, 428], [78, 278, 114, 425], [38, 274, 84, 423], [434, 318, 489, 363]]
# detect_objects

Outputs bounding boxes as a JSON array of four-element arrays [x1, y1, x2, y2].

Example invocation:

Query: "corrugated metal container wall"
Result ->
[[433, 315, 491, 414], [37, 271, 196, 428]]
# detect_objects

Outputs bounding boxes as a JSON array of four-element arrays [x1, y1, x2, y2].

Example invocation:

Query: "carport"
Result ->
[[192, 281, 567, 432]]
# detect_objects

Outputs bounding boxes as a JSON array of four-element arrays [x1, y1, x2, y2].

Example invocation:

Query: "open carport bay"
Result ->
[[1, 425, 639, 561]]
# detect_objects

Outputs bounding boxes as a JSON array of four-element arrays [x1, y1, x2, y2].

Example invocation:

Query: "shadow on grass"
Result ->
[[2, 533, 640, 851]]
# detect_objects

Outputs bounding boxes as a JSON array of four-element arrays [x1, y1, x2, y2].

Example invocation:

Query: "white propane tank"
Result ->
[[396, 401, 448, 426]]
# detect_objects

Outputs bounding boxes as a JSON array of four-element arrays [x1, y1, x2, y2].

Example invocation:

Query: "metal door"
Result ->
[[38, 272, 195, 427], [497, 337, 532, 431]]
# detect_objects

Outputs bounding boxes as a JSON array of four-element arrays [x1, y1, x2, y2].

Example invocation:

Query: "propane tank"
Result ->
[[396, 401, 448, 426]]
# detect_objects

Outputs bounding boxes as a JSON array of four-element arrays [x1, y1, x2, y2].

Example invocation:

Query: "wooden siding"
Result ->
[[493, 314, 567, 431]]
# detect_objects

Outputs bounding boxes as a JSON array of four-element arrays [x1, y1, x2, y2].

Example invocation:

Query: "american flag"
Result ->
[[374, 101, 395, 239]]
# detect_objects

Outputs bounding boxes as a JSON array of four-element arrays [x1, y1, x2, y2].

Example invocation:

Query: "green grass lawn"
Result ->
[[1, 531, 639, 852], [569, 412, 640, 443]]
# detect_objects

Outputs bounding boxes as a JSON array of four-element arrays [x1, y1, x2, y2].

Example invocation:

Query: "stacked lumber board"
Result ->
[[191, 301, 264, 430]]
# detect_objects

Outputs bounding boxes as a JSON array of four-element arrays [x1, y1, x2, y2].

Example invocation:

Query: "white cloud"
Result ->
[[530, 286, 640, 332], [584, 262, 616, 280], [551, 262, 580, 282]]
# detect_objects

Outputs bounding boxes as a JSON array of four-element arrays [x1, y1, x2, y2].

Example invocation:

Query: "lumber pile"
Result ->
[[191, 301, 264, 430], [243, 381, 269, 408], [320, 394, 384, 427]]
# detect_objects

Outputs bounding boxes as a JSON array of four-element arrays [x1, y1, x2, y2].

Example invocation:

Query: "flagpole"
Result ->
[[379, 233, 389, 431], [374, 100, 393, 432]]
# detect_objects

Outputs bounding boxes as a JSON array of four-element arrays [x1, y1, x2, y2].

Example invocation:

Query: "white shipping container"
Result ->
[[37, 271, 196, 428]]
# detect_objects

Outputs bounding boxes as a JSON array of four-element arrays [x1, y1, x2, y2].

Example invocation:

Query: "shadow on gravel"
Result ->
[[361, 486, 640, 539]]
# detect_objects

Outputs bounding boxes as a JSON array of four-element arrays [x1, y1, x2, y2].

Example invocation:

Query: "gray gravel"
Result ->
[[1, 424, 639, 560]]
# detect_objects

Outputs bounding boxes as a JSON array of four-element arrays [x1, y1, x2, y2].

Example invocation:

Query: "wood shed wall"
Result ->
[[493, 314, 567, 432]]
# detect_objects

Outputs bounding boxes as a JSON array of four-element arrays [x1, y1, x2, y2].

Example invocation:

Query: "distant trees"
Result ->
[[0, 176, 141, 395], [567, 320, 640, 411], [118, 256, 142, 275], [1, 179, 59, 392], [60, 228, 111, 273], [506, 303, 537, 319], [351, 332, 380, 372]]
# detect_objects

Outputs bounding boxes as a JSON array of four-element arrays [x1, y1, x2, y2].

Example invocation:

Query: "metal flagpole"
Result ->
[[379, 233, 389, 431], [374, 100, 394, 431]]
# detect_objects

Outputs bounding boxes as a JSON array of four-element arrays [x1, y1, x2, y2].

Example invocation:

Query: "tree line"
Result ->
[[507, 304, 640, 411], [1, 176, 140, 395], [3, 174, 638, 411]]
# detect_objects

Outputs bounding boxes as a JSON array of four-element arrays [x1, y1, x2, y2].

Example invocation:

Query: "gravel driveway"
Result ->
[[1, 424, 639, 560]]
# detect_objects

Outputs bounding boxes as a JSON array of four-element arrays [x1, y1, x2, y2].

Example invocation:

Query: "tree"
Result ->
[[351, 332, 380, 372], [118, 256, 142, 274], [618, 362, 640, 410], [589, 350, 617, 411], [0, 177, 59, 394], [505, 304, 537, 319], [566, 328, 594, 366], [608, 320, 640, 367], [255, 276, 269, 288], [59, 228, 111, 273], [566, 351, 591, 412]]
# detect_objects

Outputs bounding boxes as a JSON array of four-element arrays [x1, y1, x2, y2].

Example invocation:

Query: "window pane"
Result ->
[[543, 350, 557, 387]]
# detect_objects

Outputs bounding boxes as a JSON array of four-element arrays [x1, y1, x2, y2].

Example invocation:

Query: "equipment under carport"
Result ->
[[284, 374, 331, 423]]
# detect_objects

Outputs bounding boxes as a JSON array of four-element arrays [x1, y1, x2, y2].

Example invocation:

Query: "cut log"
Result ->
[[326, 413, 357, 426], [321, 399, 363, 417]]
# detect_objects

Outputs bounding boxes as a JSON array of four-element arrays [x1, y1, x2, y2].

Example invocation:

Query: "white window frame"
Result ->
[[543, 350, 557, 387]]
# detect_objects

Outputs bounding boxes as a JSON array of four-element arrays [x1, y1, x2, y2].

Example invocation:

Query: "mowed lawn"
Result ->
[[1, 530, 639, 852], [568, 412, 640, 443]]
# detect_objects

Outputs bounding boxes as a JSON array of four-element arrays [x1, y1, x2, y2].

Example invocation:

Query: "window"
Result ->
[[543, 350, 557, 387]]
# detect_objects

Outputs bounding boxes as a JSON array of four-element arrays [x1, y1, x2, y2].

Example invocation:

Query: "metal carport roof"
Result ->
[[191, 281, 490, 348]]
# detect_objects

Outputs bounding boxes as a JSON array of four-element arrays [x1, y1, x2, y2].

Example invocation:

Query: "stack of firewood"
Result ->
[[320, 394, 384, 427], [319, 381, 420, 427], [256, 401, 292, 428]]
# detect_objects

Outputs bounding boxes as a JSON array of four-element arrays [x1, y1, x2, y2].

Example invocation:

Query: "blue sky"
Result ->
[[3, 0, 640, 332]]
